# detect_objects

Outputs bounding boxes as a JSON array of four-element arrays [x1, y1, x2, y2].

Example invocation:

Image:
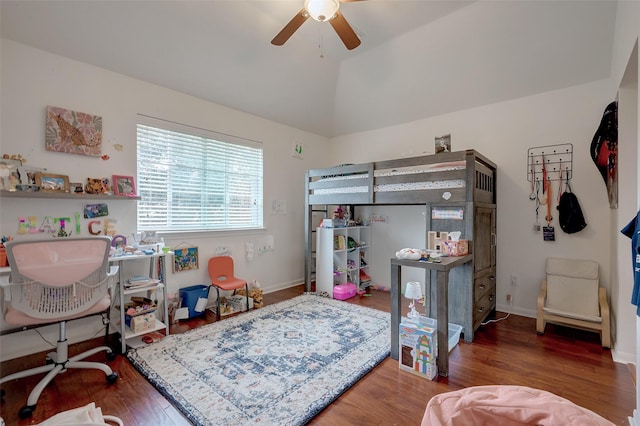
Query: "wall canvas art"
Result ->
[[46, 105, 103, 157], [174, 247, 199, 272]]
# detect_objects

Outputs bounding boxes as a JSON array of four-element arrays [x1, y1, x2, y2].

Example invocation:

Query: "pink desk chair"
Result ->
[[0, 237, 119, 419]]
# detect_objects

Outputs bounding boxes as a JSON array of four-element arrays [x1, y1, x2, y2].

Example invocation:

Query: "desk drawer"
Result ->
[[474, 268, 496, 302], [473, 290, 496, 327]]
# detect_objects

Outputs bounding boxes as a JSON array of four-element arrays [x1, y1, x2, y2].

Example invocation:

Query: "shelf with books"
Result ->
[[109, 252, 171, 353]]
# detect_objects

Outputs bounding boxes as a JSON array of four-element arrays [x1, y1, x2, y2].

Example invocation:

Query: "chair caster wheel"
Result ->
[[106, 351, 117, 361], [106, 372, 118, 384], [19, 405, 35, 419]]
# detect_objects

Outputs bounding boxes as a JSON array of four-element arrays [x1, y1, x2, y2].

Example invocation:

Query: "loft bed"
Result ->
[[304, 149, 497, 343], [305, 150, 496, 289], [305, 149, 495, 207], [304, 149, 497, 290]]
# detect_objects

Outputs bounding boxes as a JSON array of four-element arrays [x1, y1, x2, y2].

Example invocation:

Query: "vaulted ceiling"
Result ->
[[0, 1, 617, 138]]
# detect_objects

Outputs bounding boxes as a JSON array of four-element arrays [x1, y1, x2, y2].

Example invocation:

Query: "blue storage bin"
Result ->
[[179, 284, 210, 318]]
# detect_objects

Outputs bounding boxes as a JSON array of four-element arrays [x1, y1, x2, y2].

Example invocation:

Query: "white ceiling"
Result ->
[[0, 0, 617, 138]]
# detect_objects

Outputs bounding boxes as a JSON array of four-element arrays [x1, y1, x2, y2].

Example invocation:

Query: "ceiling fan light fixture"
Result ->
[[304, 0, 340, 22]]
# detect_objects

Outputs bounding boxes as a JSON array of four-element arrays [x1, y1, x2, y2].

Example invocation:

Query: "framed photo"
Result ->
[[35, 172, 70, 193], [70, 182, 84, 193], [0, 158, 25, 190], [435, 134, 451, 154], [15, 165, 47, 186], [113, 175, 136, 196]]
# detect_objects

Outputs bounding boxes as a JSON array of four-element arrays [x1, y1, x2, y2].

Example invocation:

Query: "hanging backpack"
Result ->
[[557, 182, 587, 234]]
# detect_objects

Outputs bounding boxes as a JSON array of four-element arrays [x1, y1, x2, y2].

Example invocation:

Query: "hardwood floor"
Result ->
[[1, 285, 635, 425]]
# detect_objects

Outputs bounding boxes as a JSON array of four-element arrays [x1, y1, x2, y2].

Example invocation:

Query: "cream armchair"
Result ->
[[537, 257, 610, 348]]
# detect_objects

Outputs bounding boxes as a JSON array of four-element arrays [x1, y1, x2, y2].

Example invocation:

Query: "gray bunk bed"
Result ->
[[304, 149, 497, 342]]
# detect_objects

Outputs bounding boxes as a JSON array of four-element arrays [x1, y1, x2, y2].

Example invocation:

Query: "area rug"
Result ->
[[127, 293, 391, 426]]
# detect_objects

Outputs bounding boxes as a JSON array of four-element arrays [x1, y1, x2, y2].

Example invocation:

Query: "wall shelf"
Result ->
[[0, 190, 140, 200]]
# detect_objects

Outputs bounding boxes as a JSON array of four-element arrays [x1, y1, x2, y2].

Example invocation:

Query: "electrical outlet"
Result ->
[[510, 274, 518, 286], [506, 294, 512, 302]]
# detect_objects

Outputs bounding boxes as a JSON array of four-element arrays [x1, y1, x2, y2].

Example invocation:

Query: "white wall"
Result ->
[[609, 0, 640, 367], [0, 39, 330, 360], [329, 79, 615, 331]]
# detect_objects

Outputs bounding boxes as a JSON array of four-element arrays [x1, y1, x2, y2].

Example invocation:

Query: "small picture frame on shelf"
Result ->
[[113, 175, 136, 197], [0, 158, 26, 190], [35, 172, 70, 193], [70, 182, 84, 193]]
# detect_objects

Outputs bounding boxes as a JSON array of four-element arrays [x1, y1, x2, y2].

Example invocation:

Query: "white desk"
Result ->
[[0, 254, 171, 353], [109, 252, 172, 353]]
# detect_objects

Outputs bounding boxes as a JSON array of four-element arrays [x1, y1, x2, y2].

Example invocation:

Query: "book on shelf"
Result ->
[[125, 275, 161, 288]]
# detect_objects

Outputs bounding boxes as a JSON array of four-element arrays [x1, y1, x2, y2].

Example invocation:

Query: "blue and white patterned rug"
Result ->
[[128, 293, 391, 425]]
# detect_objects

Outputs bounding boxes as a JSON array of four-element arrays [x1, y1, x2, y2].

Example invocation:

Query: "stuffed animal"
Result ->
[[395, 248, 423, 260], [85, 177, 109, 194], [236, 281, 264, 308]]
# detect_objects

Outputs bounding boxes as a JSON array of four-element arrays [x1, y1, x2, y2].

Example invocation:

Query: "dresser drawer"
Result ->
[[473, 290, 496, 326], [474, 268, 496, 302]]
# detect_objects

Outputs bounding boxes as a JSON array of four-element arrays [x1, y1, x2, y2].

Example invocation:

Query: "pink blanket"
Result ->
[[422, 385, 614, 426]]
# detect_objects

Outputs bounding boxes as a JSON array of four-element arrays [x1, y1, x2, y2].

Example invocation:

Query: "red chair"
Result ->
[[208, 256, 249, 320]]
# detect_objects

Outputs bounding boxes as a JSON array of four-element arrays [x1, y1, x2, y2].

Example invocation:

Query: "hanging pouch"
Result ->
[[557, 182, 587, 234]]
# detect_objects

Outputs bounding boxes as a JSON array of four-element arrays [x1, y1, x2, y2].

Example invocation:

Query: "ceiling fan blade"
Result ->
[[329, 11, 361, 50], [271, 9, 309, 46]]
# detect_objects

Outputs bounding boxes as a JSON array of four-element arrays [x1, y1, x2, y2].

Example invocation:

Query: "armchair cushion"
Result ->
[[545, 258, 599, 318]]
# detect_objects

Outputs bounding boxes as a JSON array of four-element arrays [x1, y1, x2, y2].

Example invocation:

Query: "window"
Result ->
[[136, 115, 263, 232]]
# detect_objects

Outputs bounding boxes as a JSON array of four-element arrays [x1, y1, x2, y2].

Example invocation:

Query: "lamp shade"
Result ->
[[304, 0, 340, 22], [404, 281, 423, 300]]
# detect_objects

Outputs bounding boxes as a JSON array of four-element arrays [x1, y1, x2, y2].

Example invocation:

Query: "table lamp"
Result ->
[[404, 281, 423, 319]]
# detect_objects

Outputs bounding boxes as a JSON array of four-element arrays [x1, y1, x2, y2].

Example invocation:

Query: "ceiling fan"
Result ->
[[271, 0, 365, 50]]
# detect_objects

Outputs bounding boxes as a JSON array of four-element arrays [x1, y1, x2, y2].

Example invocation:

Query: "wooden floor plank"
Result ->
[[1, 285, 634, 425]]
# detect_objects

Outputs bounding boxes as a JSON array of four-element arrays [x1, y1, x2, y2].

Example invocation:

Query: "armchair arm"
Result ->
[[598, 287, 609, 315], [598, 287, 611, 348], [536, 279, 548, 334], [537, 279, 547, 310]]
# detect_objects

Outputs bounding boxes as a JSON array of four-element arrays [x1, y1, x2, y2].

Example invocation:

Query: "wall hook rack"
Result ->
[[527, 143, 573, 183]]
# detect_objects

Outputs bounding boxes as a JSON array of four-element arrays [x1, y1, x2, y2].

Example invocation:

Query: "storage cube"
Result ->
[[404, 316, 463, 353], [179, 284, 210, 318], [125, 312, 156, 333]]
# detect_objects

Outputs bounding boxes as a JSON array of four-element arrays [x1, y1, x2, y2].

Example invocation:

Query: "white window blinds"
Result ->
[[136, 116, 263, 232]]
